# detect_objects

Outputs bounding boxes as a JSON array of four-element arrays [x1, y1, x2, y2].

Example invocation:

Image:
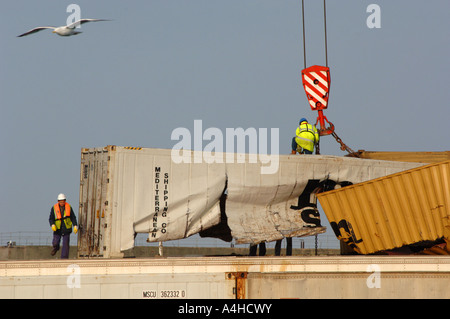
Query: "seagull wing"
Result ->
[[66, 19, 110, 29], [17, 26, 55, 37]]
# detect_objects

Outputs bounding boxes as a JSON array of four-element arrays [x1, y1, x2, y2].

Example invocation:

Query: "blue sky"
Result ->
[[1, 1, 449, 240]]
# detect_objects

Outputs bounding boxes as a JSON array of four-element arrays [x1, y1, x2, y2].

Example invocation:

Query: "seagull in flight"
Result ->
[[17, 19, 109, 37]]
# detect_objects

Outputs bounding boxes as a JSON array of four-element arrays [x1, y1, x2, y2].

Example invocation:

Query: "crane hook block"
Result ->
[[301, 65, 330, 111], [301, 65, 334, 136]]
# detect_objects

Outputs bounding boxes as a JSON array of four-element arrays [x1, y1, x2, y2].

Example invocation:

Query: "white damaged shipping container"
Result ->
[[78, 146, 422, 258]]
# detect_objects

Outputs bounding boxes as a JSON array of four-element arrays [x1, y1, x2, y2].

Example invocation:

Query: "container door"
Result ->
[[78, 148, 109, 257]]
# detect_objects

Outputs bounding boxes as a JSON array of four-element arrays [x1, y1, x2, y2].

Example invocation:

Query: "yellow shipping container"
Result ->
[[317, 160, 450, 254], [354, 150, 450, 163]]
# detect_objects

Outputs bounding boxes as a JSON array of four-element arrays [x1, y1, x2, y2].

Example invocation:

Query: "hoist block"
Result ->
[[301, 65, 334, 136], [301, 65, 330, 111]]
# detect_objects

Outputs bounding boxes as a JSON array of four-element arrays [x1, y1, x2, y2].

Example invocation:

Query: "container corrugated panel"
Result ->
[[354, 150, 450, 163], [317, 160, 450, 254]]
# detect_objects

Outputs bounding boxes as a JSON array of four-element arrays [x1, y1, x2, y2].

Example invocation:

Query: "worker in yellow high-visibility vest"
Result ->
[[283, 118, 319, 255], [291, 118, 319, 154], [49, 193, 78, 259]]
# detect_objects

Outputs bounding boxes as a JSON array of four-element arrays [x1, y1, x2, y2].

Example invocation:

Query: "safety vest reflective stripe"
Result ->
[[296, 124, 318, 142], [297, 130, 316, 140], [296, 136, 314, 142]]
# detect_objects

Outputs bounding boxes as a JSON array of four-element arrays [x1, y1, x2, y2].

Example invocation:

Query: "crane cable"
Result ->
[[301, 0, 328, 68], [323, 0, 328, 67], [301, 0, 358, 157], [301, 0, 307, 69]]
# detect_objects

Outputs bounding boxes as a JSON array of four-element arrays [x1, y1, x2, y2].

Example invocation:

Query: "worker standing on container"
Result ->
[[49, 193, 78, 259], [284, 118, 319, 255], [291, 118, 319, 154]]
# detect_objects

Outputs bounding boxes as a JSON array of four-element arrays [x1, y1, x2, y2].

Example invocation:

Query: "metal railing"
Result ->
[[135, 233, 340, 250], [0, 232, 53, 247], [0, 231, 340, 250]]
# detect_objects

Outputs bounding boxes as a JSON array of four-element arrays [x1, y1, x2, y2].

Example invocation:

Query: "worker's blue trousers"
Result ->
[[52, 233, 71, 259]]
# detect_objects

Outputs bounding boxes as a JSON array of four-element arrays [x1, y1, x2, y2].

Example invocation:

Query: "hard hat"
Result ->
[[57, 193, 66, 201], [299, 118, 308, 124]]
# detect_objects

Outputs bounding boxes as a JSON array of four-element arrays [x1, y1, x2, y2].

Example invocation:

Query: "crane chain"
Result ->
[[331, 131, 358, 157], [315, 131, 359, 157]]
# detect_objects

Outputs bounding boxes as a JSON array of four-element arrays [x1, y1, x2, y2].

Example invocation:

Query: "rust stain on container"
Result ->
[[227, 272, 247, 299], [317, 160, 450, 254]]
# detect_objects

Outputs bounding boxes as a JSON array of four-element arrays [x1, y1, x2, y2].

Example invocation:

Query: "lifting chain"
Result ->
[[315, 131, 359, 157], [331, 131, 358, 156]]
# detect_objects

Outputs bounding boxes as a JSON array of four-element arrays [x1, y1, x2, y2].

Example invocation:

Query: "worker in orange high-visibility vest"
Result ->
[[49, 193, 78, 259]]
